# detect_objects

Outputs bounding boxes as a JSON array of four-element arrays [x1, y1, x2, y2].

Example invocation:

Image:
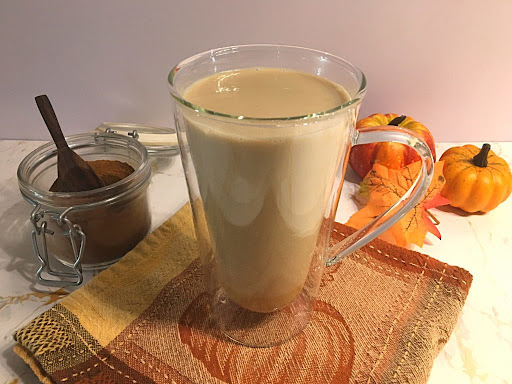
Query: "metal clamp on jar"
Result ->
[[17, 132, 152, 286]]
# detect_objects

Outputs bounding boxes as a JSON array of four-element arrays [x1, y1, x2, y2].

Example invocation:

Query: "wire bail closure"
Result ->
[[103, 127, 139, 141], [29, 203, 85, 286]]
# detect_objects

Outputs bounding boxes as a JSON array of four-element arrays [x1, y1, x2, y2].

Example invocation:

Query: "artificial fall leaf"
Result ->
[[346, 161, 451, 247]]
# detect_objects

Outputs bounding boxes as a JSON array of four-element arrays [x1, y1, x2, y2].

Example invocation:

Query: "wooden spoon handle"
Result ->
[[35, 95, 68, 150]]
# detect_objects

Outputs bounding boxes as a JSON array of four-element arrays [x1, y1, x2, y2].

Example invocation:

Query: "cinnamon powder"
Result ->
[[50, 160, 135, 191], [47, 159, 151, 267]]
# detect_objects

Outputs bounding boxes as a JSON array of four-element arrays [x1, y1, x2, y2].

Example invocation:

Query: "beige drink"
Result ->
[[183, 68, 351, 312]]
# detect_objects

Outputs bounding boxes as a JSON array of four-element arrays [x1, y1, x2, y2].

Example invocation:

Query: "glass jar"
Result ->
[[17, 132, 152, 286]]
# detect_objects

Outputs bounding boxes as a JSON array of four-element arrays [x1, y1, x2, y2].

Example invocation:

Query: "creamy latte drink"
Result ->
[[183, 68, 351, 312]]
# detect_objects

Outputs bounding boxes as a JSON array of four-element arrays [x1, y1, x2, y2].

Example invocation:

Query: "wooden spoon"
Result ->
[[35, 95, 105, 192]]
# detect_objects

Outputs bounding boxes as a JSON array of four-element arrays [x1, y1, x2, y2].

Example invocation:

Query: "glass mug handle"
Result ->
[[327, 125, 435, 266]]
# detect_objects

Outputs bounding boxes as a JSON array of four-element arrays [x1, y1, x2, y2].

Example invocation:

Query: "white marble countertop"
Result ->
[[1, 140, 511, 384]]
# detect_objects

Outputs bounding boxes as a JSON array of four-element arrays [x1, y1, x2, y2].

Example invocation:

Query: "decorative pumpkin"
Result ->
[[349, 113, 437, 178], [440, 143, 512, 213]]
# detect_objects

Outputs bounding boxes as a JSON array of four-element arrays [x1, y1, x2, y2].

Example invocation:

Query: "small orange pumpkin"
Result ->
[[440, 143, 512, 213], [349, 114, 437, 178]]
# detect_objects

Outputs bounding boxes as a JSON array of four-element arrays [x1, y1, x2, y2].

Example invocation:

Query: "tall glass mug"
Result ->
[[168, 45, 433, 347]]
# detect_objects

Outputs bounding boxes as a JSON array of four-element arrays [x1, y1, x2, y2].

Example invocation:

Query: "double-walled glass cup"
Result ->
[[168, 45, 433, 347]]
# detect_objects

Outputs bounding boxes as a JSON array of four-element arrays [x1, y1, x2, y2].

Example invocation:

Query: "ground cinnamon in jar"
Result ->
[[50, 160, 135, 192], [47, 159, 151, 267]]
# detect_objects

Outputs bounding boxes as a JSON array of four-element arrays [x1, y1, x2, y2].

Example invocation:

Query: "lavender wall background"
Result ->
[[1, 0, 510, 141]]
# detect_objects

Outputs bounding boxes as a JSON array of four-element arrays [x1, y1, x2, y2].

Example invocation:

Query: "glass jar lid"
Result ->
[[95, 122, 179, 156]]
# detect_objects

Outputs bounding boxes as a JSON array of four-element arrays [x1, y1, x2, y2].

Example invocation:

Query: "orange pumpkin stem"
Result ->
[[473, 143, 491, 168], [388, 115, 407, 126]]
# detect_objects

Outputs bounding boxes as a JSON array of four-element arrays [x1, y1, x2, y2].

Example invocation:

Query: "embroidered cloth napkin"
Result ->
[[14, 204, 472, 384]]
